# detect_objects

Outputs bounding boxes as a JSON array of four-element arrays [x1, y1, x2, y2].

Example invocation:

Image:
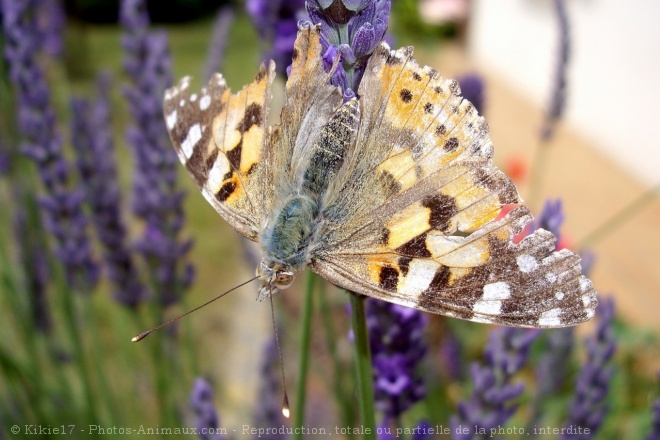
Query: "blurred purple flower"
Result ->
[[246, 0, 305, 75], [439, 331, 463, 381], [190, 378, 223, 440], [450, 327, 540, 439], [366, 298, 427, 421], [35, 0, 65, 57], [252, 337, 287, 437], [304, 0, 391, 96], [579, 249, 596, 277], [541, 0, 569, 141], [204, 6, 234, 82], [647, 398, 660, 440], [71, 75, 147, 307], [2, 0, 99, 291], [120, 0, 193, 306], [561, 297, 616, 440], [457, 73, 485, 114], [531, 198, 564, 240]]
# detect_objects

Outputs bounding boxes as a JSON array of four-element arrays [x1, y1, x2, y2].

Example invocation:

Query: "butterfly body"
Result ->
[[164, 25, 597, 328], [258, 98, 360, 298]]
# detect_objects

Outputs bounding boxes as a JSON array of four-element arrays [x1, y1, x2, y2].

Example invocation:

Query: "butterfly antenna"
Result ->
[[269, 284, 290, 418], [131, 276, 259, 342]]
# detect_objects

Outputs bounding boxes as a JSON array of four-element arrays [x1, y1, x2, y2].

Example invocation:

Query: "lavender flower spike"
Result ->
[[252, 338, 287, 437], [561, 297, 616, 440], [71, 75, 146, 307], [204, 6, 234, 82], [246, 0, 305, 76], [450, 327, 540, 440], [2, 0, 99, 291], [366, 298, 428, 422], [120, 0, 194, 306], [305, 0, 391, 96], [190, 378, 224, 440]]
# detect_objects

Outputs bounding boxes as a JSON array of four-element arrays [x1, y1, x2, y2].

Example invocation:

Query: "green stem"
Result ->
[[293, 270, 315, 439], [319, 283, 355, 438], [348, 292, 376, 440], [578, 182, 660, 248]]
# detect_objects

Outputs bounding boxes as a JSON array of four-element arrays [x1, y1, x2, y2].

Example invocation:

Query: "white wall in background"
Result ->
[[469, 0, 660, 186]]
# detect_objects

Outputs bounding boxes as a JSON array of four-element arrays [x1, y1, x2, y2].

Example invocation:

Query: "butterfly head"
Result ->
[[256, 261, 295, 301]]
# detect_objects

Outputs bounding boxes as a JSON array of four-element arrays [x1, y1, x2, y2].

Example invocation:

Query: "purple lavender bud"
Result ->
[[457, 73, 485, 114], [120, 0, 193, 306], [204, 6, 234, 82], [2, 0, 99, 291], [647, 398, 660, 440], [190, 378, 224, 440], [71, 75, 147, 307], [366, 298, 428, 421], [352, 22, 376, 59], [560, 297, 616, 440], [451, 327, 540, 439]]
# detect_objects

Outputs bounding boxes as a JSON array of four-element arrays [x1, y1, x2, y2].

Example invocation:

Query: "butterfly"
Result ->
[[163, 25, 597, 328]]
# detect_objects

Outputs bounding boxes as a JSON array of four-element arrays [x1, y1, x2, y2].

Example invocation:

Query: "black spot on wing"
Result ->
[[216, 181, 237, 202], [400, 89, 413, 103], [422, 194, 457, 232], [236, 103, 263, 133], [412, 71, 422, 81], [395, 234, 431, 258], [379, 266, 399, 291], [443, 137, 459, 152], [398, 256, 412, 277], [435, 124, 447, 137], [226, 141, 242, 170], [424, 102, 434, 114]]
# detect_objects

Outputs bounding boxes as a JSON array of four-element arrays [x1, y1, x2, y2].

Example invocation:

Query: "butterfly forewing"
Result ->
[[163, 63, 276, 240]]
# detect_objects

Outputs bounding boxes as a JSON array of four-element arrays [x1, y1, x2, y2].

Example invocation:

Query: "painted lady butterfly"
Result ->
[[163, 25, 597, 328]]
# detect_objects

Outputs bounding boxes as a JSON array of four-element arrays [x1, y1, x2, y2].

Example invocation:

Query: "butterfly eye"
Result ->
[[275, 272, 294, 289]]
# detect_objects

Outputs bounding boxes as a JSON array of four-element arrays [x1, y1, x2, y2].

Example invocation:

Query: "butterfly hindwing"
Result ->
[[312, 41, 597, 328], [163, 63, 276, 240]]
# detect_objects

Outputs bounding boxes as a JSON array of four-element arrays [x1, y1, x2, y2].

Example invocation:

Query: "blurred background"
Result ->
[[1, 0, 658, 438]]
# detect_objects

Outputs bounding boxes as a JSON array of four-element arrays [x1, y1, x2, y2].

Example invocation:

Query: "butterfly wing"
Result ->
[[163, 64, 276, 240], [312, 43, 597, 328]]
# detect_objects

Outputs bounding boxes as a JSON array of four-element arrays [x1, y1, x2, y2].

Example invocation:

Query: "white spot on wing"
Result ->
[[582, 294, 592, 307], [516, 254, 538, 273], [206, 154, 231, 193], [190, 93, 198, 102], [399, 259, 439, 296], [580, 277, 591, 292], [555, 292, 565, 300], [482, 282, 511, 300], [200, 95, 212, 111], [545, 273, 557, 283], [473, 299, 502, 315], [539, 308, 562, 327], [473, 282, 511, 316], [181, 123, 202, 159], [166, 110, 177, 130], [179, 99, 185, 107]]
